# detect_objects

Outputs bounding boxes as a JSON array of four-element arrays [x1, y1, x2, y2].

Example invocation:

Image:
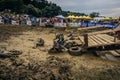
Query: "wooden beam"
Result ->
[[88, 41, 120, 48], [116, 31, 120, 39], [84, 34, 88, 47], [110, 50, 120, 57], [86, 28, 120, 36]]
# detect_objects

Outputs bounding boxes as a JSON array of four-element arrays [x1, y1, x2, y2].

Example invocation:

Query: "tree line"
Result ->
[[0, 0, 99, 18]]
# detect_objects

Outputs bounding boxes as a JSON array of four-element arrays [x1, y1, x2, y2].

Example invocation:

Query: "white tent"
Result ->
[[94, 17, 105, 21], [55, 15, 65, 19]]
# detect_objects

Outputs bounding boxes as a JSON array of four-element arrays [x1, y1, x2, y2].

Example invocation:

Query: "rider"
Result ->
[[58, 33, 65, 45], [53, 33, 65, 51]]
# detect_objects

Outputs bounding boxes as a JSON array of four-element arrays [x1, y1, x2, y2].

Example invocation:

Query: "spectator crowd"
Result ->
[[0, 11, 119, 28], [0, 11, 61, 27]]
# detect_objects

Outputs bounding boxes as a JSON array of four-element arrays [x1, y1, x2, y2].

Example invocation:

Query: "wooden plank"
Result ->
[[92, 35, 108, 44], [115, 50, 120, 54], [88, 40, 120, 48], [88, 42, 93, 46], [110, 50, 120, 57], [87, 28, 120, 36], [73, 40, 82, 44], [88, 29, 113, 35], [89, 35, 102, 45], [95, 50, 119, 61], [105, 54, 118, 61], [78, 36, 84, 43], [96, 34, 114, 43], [102, 34, 115, 41], [100, 34, 120, 43], [96, 34, 112, 43], [88, 34, 113, 47], [117, 31, 120, 39], [84, 34, 88, 47], [88, 36, 99, 45], [88, 38, 96, 46], [88, 37, 98, 46]]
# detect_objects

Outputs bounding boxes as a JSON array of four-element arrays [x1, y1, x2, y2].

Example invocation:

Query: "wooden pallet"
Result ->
[[88, 34, 120, 47], [82, 28, 120, 48]]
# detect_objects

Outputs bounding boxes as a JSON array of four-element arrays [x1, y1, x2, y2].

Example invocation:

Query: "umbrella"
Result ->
[[56, 15, 65, 19]]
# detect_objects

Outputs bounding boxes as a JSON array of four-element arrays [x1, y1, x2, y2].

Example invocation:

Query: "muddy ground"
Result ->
[[0, 25, 120, 80]]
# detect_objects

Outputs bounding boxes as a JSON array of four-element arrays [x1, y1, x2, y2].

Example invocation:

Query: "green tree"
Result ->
[[89, 12, 100, 18], [61, 11, 86, 17], [0, 0, 25, 13], [26, 4, 42, 17], [22, 0, 31, 5], [0, 0, 88, 17], [42, 3, 62, 17]]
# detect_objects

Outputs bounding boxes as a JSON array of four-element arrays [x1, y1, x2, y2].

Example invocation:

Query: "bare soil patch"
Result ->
[[0, 25, 120, 80]]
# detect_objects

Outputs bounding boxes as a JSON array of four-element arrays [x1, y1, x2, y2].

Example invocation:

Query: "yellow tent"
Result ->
[[78, 16, 82, 19], [112, 16, 119, 20], [66, 15, 72, 18], [66, 15, 76, 18], [74, 16, 79, 19], [85, 16, 92, 20], [80, 16, 92, 20], [67, 15, 93, 20], [103, 16, 111, 20], [82, 16, 86, 19]]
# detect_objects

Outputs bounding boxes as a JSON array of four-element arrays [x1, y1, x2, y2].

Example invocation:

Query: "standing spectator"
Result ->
[[31, 17, 36, 26], [0, 16, 3, 24]]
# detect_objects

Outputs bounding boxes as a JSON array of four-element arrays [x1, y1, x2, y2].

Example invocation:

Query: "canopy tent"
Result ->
[[103, 16, 111, 20], [82, 16, 86, 19], [85, 16, 93, 20], [55, 15, 65, 19], [66, 15, 76, 18], [74, 16, 79, 19], [94, 17, 105, 21], [78, 16, 82, 19], [79, 16, 92, 20], [67, 15, 92, 20], [112, 16, 119, 20]]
